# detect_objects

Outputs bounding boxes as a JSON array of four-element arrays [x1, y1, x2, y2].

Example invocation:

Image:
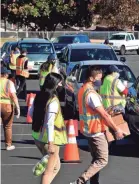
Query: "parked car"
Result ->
[[53, 34, 90, 53], [109, 32, 139, 55], [58, 43, 126, 75], [1, 41, 18, 66], [65, 60, 137, 118], [18, 38, 56, 75]]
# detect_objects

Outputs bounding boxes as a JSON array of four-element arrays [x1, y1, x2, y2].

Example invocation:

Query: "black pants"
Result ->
[[8, 69, 16, 78], [16, 75, 27, 100]]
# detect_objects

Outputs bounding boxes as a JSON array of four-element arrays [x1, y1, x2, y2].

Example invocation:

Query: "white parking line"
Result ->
[[2, 164, 35, 166], [1, 134, 32, 136], [1, 163, 79, 166], [0, 124, 31, 126], [1, 147, 36, 149]]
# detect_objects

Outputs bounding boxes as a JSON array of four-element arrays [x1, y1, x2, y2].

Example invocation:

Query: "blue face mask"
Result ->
[[94, 80, 102, 87]]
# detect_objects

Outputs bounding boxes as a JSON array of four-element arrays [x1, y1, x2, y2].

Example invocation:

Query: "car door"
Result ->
[[135, 76, 139, 98], [125, 34, 133, 50], [66, 64, 80, 108], [66, 64, 79, 93], [130, 34, 138, 49], [59, 47, 70, 72]]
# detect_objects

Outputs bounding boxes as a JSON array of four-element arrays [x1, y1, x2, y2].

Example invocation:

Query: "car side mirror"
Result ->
[[120, 57, 126, 62]]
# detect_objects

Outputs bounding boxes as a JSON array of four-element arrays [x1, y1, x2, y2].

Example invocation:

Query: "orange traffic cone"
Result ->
[[62, 119, 81, 163], [26, 94, 30, 107], [26, 93, 36, 123]]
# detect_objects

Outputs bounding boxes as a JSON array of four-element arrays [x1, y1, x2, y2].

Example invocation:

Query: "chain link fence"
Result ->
[[1, 31, 139, 46]]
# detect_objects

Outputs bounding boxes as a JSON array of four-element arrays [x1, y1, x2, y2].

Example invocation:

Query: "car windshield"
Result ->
[[19, 43, 54, 54], [109, 35, 125, 40], [78, 65, 136, 85], [8, 43, 17, 53], [70, 48, 118, 62], [53, 37, 74, 44], [1, 42, 9, 53]]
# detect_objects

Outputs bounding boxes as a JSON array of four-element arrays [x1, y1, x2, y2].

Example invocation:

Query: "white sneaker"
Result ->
[[6, 145, 15, 151]]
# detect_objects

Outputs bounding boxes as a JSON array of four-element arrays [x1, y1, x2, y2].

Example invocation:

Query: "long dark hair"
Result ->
[[32, 73, 63, 132]]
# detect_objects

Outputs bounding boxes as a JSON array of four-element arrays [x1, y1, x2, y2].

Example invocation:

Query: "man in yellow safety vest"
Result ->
[[100, 65, 128, 111]]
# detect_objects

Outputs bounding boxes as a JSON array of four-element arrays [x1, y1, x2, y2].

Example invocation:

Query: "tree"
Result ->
[[1, 0, 95, 31], [97, 0, 139, 29]]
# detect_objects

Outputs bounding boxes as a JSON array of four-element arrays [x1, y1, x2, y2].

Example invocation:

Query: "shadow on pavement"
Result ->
[[78, 134, 139, 158], [1, 139, 35, 145], [10, 156, 40, 160]]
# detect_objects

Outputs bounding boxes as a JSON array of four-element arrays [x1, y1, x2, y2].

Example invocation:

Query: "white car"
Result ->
[[65, 60, 137, 118], [109, 32, 139, 55]]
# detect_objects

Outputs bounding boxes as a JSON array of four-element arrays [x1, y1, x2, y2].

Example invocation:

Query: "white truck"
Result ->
[[109, 32, 139, 55]]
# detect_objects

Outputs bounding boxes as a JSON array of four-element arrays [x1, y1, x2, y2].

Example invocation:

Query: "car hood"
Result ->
[[109, 40, 125, 45], [27, 54, 49, 62], [53, 43, 68, 50]]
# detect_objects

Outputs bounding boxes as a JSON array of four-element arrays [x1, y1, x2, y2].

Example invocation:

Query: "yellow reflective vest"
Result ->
[[32, 96, 67, 145], [0, 78, 13, 104], [100, 75, 126, 108], [9, 53, 20, 70], [39, 64, 53, 87]]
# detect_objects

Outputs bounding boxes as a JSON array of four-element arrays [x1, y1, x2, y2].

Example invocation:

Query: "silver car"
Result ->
[[65, 60, 137, 116]]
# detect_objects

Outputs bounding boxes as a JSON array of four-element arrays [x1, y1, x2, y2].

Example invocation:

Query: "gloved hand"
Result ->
[[15, 107, 20, 119], [128, 87, 137, 97]]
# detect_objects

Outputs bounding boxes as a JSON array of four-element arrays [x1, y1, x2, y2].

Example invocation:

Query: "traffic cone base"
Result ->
[[62, 119, 81, 163], [61, 143, 81, 163]]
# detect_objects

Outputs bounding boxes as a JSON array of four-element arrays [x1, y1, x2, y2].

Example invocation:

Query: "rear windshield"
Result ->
[[109, 35, 125, 40], [78, 65, 136, 84], [19, 43, 54, 54], [53, 37, 74, 44], [70, 48, 118, 62]]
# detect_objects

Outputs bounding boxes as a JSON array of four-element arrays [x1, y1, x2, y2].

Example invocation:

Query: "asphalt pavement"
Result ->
[[1, 53, 139, 184]]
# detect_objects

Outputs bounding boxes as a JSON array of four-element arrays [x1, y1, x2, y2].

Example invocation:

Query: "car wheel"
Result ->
[[137, 48, 139, 55], [120, 45, 126, 55]]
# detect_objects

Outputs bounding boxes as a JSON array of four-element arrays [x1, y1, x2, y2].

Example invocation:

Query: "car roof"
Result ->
[[58, 34, 88, 37], [18, 38, 51, 43], [9, 42, 18, 45], [69, 43, 111, 49], [79, 60, 125, 66], [4, 41, 17, 45], [112, 32, 128, 35]]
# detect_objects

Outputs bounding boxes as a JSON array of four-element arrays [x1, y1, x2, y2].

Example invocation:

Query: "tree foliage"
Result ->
[[1, 0, 94, 31], [97, 0, 139, 29]]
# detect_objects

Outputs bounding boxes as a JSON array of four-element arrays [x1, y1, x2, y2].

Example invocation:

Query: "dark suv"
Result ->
[[53, 34, 90, 53]]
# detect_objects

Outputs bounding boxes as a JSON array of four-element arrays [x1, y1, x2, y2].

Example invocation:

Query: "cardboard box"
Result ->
[[105, 114, 130, 142]]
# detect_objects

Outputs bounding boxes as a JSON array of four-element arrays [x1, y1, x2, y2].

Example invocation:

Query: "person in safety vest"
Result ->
[[9, 48, 20, 84], [39, 54, 59, 90], [29, 72, 67, 184], [100, 65, 128, 111], [16, 49, 29, 100], [70, 66, 126, 184], [0, 67, 20, 151]]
